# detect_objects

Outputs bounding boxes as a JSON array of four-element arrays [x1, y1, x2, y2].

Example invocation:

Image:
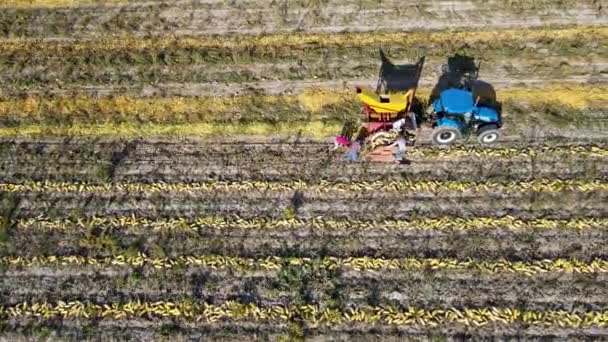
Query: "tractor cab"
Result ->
[[428, 54, 502, 145], [430, 54, 478, 103]]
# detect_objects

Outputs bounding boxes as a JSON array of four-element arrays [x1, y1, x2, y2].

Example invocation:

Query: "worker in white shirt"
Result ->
[[392, 114, 417, 133], [389, 134, 408, 164], [391, 118, 406, 133]]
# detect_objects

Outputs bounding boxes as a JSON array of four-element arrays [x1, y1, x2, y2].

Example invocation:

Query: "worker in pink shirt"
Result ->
[[332, 135, 350, 150]]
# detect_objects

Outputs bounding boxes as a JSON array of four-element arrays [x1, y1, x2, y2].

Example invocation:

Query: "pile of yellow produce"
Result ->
[[16, 216, 608, 232], [3, 255, 608, 275], [0, 179, 606, 193], [1, 301, 607, 327]]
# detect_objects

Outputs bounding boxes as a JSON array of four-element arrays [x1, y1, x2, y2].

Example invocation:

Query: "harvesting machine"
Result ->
[[428, 54, 502, 145], [349, 49, 425, 161]]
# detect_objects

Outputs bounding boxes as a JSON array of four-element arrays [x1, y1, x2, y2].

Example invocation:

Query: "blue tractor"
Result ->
[[428, 55, 502, 145]]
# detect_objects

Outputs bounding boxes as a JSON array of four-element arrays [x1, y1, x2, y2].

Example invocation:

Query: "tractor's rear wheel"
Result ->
[[431, 127, 461, 145], [477, 124, 500, 144]]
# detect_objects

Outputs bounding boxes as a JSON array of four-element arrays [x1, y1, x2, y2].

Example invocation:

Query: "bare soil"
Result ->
[[1, 1, 607, 338], [2, 266, 607, 311], [1, 0, 604, 38], [6, 219, 608, 260], [1, 138, 606, 183]]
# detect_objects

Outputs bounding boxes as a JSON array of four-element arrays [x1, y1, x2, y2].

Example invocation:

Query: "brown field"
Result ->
[[0, 0, 607, 340]]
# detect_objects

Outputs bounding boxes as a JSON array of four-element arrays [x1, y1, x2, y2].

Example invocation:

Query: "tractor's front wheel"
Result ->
[[431, 127, 461, 145], [477, 124, 500, 144]]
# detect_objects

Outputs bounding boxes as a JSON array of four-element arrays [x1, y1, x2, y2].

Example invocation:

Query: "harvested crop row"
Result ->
[[0, 183, 604, 222], [4, 265, 608, 312], [1, 179, 605, 193], [15, 216, 608, 233], [7, 214, 608, 259], [3, 255, 608, 275], [1, 187, 603, 221], [11, 216, 608, 259], [7, 264, 608, 303], [2, 301, 608, 328]]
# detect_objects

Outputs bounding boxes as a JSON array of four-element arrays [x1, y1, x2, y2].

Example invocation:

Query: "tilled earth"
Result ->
[[1, 0, 607, 339], [1, 137, 608, 340], [2, 0, 604, 38]]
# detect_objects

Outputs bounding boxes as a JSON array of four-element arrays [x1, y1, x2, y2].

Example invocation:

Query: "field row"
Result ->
[[4, 153, 605, 183], [1, 31, 603, 99], [1, 26, 604, 52], [0, 27, 603, 99], [2, 301, 608, 328], [6, 211, 608, 260], [4, 263, 607, 312], [1, 179, 605, 193], [2, 319, 602, 340], [5, 262, 607, 309], [15, 216, 608, 232], [3, 139, 607, 157], [0, 26, 604, 101], [0, 1, 603, 37], [1, 188, 604, 222], [0, 58, 602, 92], [4, 255, 608, 274], [1, 0, 130, 7], [2, 120, 607, 141], [0, 85, 605, 125]]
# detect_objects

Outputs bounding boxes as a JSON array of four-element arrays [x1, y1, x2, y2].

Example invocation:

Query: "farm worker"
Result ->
[[343, 141, 361, 161], [391, 118, 407, 133], [389, 135, 407, 163], [332, 135, 350, 150]]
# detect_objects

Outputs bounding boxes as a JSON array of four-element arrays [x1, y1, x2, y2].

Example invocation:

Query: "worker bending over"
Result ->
[[389, 134, 409, 164]]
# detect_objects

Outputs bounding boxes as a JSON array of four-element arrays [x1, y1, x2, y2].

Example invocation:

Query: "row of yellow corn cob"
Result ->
[[407, 145, 608, 158], [15, 216, 608, 232], [1, 179, 606, 193], [3, 254, 607, 275], [1, 301, 607, 327]]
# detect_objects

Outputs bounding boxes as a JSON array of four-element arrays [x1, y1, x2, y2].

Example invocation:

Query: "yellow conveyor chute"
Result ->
[[356, 87, 414, 114]]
